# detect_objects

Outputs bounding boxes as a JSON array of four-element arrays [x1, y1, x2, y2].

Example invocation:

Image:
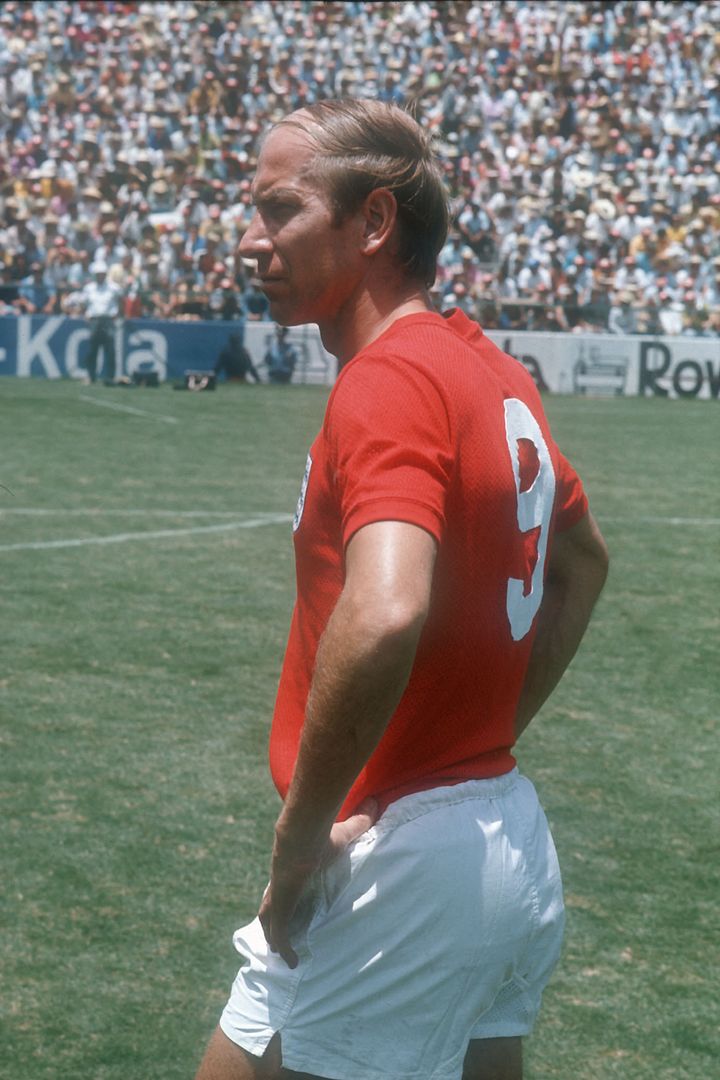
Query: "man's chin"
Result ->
[[267, 299, 306, 328]]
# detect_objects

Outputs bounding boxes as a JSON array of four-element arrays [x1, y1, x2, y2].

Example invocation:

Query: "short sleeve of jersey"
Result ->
[[324, 353, 454, 547], [555, 450, 589, 532]]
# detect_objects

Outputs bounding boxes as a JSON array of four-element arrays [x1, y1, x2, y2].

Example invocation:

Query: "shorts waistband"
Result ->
[[376, 769, 520, 831]]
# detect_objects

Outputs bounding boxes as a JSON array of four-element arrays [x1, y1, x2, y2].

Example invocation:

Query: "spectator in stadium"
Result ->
[[658, 293, 686, 336], [79, 261, 123, 384], [264, 325, 298, 384], [242, 278, 271, 321], [608, 291, 639, 335], [195, 97, 608, 1080], [213, 329, 260, 383], [517, 257, 553, 299], [13, 261, 55, 314], [208, 277, 245, 322], [634, 296, 663, 336], [456, 199, 496, 263], [0, 0, 719, 335]]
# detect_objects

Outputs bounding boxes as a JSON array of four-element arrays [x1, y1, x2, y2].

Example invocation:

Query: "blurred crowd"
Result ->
[[1, 0, 719, 337]]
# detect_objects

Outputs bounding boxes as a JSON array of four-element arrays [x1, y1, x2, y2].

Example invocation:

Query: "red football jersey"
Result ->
[[270, 309, 588, 819]]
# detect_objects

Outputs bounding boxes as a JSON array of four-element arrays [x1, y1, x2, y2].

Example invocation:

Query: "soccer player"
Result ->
[[195, 99, 608, 1080]]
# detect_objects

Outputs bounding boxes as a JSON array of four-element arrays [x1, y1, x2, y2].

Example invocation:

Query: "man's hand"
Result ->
[[258, 797, 378, 969], [258, 521, 434, 967]]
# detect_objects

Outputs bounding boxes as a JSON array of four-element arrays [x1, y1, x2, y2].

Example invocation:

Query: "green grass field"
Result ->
[[1, 378, 718, 1079]]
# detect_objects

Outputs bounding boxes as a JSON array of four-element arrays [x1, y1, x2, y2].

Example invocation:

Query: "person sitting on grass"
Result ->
[[214, 330, 261, 383]]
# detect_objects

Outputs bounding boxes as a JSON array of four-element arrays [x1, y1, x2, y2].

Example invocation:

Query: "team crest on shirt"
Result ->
[[293, 453, 313, 532]]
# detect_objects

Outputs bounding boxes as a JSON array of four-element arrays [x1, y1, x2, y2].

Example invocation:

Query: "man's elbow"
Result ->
[[383, 595, 431, 643], [584, 514, 610, 591], [342, 589, 429, 652], [376, 596, 430, 647], [548, 511, 609, 596], [596, 534, 610, 588]]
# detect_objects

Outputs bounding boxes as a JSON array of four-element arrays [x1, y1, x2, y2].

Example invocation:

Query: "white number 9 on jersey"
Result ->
[[503, 398, 556, 641]]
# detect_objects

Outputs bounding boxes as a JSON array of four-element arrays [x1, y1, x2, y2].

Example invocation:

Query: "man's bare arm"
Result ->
[[515, 510, 609, 739], [259, 520, 437, 966]]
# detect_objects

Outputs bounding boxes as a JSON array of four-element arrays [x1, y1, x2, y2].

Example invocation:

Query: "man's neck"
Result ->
[[319, 280, 434, 368]]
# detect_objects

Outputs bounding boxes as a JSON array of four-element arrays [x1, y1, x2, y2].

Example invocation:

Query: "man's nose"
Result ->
[[238, 212, 272, 259]]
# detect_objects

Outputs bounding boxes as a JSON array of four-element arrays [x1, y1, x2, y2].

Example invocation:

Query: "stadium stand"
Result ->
[[1, 0, 719, 336]]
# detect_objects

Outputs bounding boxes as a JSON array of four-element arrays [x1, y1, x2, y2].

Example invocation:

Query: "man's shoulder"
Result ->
[[346, 310, 531, 391], [363, 311, 481, 366], [333, 312, 527, 426]]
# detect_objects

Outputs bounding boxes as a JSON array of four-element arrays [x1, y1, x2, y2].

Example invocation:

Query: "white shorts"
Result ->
[[219, 770, 564, 1080]]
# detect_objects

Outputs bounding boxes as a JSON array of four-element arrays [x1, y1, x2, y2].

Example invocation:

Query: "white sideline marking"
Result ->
[[8, 510, 719, 527], [78, 394, 179, 423], [603, 515, 720, 527], [0, 514, 292, 553]]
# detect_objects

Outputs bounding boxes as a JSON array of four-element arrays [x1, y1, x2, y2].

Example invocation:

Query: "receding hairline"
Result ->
[[251, 123, 326, 202], [270, 102, 434, 160], [257, 111, 326, 160], [265, 105, 435, 193], [273, 108, 325, 139]]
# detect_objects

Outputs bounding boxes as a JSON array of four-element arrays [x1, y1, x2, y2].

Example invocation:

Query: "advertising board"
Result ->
[[0, 316, 717, 399]]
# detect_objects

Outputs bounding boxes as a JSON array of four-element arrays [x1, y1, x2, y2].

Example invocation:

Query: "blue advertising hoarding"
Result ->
[[0, 315, 238, 383], [0, 315, 335, 384]]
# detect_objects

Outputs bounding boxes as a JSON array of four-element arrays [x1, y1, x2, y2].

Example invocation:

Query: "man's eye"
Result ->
[[262, 201, 297, 217]]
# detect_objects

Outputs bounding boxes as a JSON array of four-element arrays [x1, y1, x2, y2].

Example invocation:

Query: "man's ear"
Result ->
[[360, 188, 398, 257]]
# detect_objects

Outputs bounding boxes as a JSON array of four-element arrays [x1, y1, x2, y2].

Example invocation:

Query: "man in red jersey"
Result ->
[[196, 100, 608, 1080]]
